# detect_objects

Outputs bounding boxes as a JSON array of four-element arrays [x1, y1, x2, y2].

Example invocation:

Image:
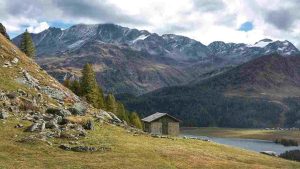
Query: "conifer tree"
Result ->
[[129, 112, 143, 129], [0, 23, 10, 40], [81, 64, 104, 109], [116, 102, 129, 122], [71, 80, 82, 96], [105, 93, 117, 113], [63, 78, 71, 88], [20, 30, 35, 58]]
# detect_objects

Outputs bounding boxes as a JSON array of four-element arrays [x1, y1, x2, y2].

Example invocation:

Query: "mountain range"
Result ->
[[12, 23, 300, 128], [12, 23, 300, 95]]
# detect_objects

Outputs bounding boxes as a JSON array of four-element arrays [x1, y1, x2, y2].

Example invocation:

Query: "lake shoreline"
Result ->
[[180, 127, 300, 143]]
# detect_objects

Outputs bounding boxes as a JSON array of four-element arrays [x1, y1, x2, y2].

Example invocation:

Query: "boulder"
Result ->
[[59, 144, 97, 152], [15, 123, 24, 128], [45, 120, 59, 129], [260, 151, 277, 157], [71, 146, 97, 152], [83, 120, 94, 130], [59, 144, 72, 151], [26, 123, 39, 132], [68, 103, 87, 116], [0, 110, 8, 119], [46, 108, 71, 117], [6, 92, 18, 99], [11, 58, 19, 64]]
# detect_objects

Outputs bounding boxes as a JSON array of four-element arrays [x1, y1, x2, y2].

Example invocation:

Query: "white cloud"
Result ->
[[1, 0, 300, 48], [27, 22, 49, 33]]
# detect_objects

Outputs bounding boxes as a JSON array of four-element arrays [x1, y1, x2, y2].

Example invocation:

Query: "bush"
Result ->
[[274, 139, 298, 147], [280, 150, 300, 162]]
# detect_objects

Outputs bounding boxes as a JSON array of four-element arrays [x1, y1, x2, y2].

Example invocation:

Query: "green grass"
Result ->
[[0, 119, 299, 169], [181, 127, 300, 143]]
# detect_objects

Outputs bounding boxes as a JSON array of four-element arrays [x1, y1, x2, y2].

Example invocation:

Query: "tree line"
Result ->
[[64, 64, 142, 129]]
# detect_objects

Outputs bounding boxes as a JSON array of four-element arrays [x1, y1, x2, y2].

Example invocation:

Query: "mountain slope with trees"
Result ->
[[120, 54, 300, 128]]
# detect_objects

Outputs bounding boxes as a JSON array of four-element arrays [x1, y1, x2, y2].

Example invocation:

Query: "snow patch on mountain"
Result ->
[[68, 40, 86, 49], [132, 35, 149, 43]]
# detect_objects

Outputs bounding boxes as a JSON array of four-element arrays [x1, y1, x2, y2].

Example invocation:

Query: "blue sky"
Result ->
[[238, 22, 254, 32], [1, 0, 300, 48]]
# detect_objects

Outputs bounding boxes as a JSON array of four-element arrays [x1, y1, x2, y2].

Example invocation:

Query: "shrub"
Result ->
[[280, 150, 300, 162], [274, 138, 298, 147]]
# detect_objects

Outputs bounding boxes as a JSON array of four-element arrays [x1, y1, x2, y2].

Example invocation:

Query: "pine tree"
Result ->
[[129, 112, 143, 129], [105, 93, 117, 113], [0, 23, 10, 40], [80, 64, 104, 109], [116, 102, 129, 122], [20, 30, 35, 58], [71, 80, 82, 96], [63, 78, 71, 88]]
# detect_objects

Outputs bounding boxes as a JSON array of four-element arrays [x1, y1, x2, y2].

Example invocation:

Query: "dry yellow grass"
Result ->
[[0, 119, 299, 169]]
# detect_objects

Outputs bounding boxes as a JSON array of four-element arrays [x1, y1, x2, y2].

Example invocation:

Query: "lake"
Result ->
[[181, 134, 300, 155]]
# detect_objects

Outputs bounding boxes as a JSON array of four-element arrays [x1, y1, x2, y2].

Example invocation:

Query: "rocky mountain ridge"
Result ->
[[12, 23, 300, 95]]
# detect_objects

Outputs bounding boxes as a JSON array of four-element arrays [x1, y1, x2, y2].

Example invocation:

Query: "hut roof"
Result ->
[[142, 112, 180, 122]]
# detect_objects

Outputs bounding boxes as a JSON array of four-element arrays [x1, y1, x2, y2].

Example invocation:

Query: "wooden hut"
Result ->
[[142, 112, 180, 136]]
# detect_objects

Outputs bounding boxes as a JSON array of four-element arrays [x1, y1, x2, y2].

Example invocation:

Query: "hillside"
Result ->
[[12, 24, 300, 95], [120, 54, 300, 128], [2, 31, 299, 169]]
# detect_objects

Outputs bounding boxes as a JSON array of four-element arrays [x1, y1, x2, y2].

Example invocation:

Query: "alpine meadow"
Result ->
[[1, 0, 300, 168]]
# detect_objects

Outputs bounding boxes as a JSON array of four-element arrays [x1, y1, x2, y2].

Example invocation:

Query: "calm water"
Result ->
[[181, 134, 300, 155]]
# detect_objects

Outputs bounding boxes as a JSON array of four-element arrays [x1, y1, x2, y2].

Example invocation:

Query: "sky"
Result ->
[[1, 0, 300, 48]]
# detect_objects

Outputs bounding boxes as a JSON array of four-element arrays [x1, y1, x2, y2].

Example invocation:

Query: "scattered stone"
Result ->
[[46, 108, 71, 117], [46, 141, 53, 146], [26, 123, 39, 132], [3, 60, 12, 67], [41, 121, 46, 131], [45, 120, 59, 129], [83, 120, 94, 130], [15, 123, 24, 128], [69, 141, 80, 145], [68, 102, 87, 116], [71, 146, 97, 152], [6, 92, 18, 99], [11, 57, 19, 64], [59, 144, 72, 151], [0, 110, 8, 119], [260, 151, 277, 157]]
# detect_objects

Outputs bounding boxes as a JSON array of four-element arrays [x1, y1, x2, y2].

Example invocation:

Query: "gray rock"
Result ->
[[15, 123, 24, 128], [11, 58, 19, 64], [71, 146, 97, 152], [0, 110, 8, 119], [46, 108, 71, 117], [6, 92, 18, 99], [45, 120, 59, 129], [59, 144, 97, 152], [26, 123, 39, 132], [68, 103, 87, 116], [59, 144, 72, 151], [83, 120, 94, 130], [41, 122, 46, 131], [260, 151, 277, 156], [40, 86, 65, 101]]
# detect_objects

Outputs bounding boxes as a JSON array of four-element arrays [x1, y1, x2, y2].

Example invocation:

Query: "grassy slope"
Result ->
[[181, 127, 300, 143], [0, 119, 299, 169], [0, 34, 75, 106]]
